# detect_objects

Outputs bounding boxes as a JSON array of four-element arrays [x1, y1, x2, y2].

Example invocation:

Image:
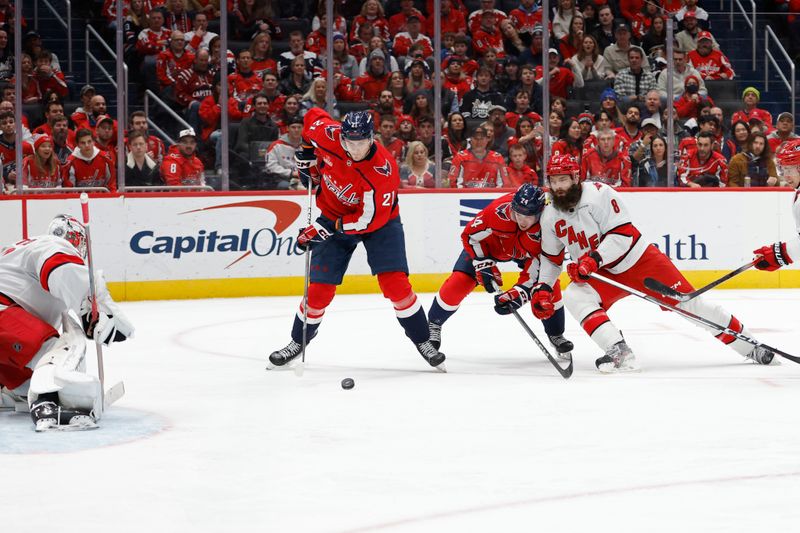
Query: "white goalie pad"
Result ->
[[27, 314, 103, 418]]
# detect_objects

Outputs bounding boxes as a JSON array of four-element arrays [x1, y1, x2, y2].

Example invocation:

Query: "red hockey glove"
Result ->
[[297, 219, 340, 252], [531, 284, 555, 319], [493, 285, 532, 315], [473, 258, 503, 292], [753, 242, 792, 271], [295, 142, 319, 187], [567, 251, 602, 283]]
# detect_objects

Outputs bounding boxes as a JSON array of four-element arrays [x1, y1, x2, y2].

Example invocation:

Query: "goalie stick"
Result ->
[[588, 272, 800, 365], [643, 260, 757, 303]]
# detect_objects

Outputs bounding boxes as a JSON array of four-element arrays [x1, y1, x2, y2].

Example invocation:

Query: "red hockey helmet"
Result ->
[[547, 153, 580, 180], [776, 138, 800, 169]]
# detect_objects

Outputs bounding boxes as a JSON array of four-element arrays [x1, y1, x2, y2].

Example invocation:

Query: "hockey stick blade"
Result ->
[[644, 261, 757, 303], [590, 272, 800, 366], [511, 309, 574, 379], [104, 381, 125, 409]]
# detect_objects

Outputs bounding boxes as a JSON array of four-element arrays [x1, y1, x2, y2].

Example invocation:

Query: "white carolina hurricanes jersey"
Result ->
[[786, 189, 800, 261], [0, 235, 89, 329], [538, 182, 650, 286]]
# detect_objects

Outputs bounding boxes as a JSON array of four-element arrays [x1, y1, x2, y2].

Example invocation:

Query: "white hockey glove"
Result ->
[[80, 270, 136, 345]]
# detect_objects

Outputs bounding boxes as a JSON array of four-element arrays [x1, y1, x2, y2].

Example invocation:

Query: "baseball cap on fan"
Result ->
[[179, 128, 197, 140]]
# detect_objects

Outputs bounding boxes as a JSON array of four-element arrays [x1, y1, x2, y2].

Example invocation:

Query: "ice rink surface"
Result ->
[[2, 289, 800, 532]]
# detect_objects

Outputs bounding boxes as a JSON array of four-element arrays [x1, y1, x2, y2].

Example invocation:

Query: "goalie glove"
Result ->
[[81, 310, 135, 345], [493, 285, 532, 315], [473, 258, 502, 292]]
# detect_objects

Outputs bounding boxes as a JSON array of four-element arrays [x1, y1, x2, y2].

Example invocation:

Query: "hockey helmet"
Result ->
[[777, 138, 800, 169], [511, 183, 546, 217], [340, 111, 374, 161], [547, 153, 580, 180], [48, 214, 87, 258]]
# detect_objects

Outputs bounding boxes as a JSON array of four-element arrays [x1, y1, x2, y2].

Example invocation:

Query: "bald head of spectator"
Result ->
[[90, 95, 107, 117], [194, 48, 210, 72], [645, 90, 662, 115], [170, 31, 186, 54]]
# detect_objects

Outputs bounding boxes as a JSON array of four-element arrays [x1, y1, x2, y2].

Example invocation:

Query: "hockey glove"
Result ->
[[493, 285, 532, 315], [753, 242, 792, 271], [81, 310, 135, 345], [567, 251, 602, 283], [294, 141, 319, 187], [297, 217, 341, 252], [473, 258, 503, 292], [531, 284, 555, 319]]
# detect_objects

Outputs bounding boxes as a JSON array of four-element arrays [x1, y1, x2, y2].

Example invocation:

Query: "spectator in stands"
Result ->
[[731, 87, 774, 130], [581, 1, 599, 34], [389, 0, 425, 37], [311, 0, 346, 34], [487, 105, 515, 158], [128, 111, 167, 165], [641, 14, 667, 55], [176, 49, 214, 134], [688, 32, 735, 80], [728, 133, 778, 187], [374, 89, 399, 118], [768, 112, 799, 153], [603, 22, 635, 74], [404, 58, 432, 95], [376, 114, 405, 165], [631, 1, 658, 40], [472, 11, 509, 59], [416, 116, 450, 161], [393, 15, 433, 62], [552, 118, 584, 162], [21, 135, 60, 189], [188, 0, 220, 19], [300, 78, 338, 118], [400, 141, 436, 188], [505, 142, 538, 187], [264, 115, 304, 190], [33, 101, 68, 138], [350, 0, 390, 43], [0, 29, 12, 81], [156, 30, 195, 99], [231, 0, 278, 41], [125, 131, 161, 187], [677, 131, 728, 187], [51, 117, 74, 164], [584, 109, 615, 153], [71, 85, 95, 127], [248, 33, 276, 78], [234, 92, 278, 158], [123, 0, 148, 60], [305, 13, 331, 56], [229, 49, 263, 104], [136, 8, 171, 58], [93, 115, 117, 162], [553, 0, 579, 40], [18, 53, 40, 104], [592, 5, 615, 51], [165, 0, 192, 33], [0, 111, 32, 186], [273, 95, 301, 134], [428, 0, 467, 38], [161, 127, 205, 186], [448, 126, 507, 188], [656, 48, 705, 102], [615, 104, 643, 146], [505, 90, 541, 129], [63, 128, 115, 191], [613, 47, 656, 105], [567, 34, 613, 80], [349, 21, 374, 64], [676, 0, 709, 30], [397, 114, 416, 144], [675, 10, 718, 52], [355, 49, 391, 102], [508, 115, 539, 169], [599, 88, 622, 124], [278, 55, 311, 98], [633, 134, 671, 186], [442, 57, 471, 107], [674, 75, 714, 120], [328, 33, 358, 80], [581, 129, 632, 187], [518, 23, 545, 68], [444, 112, 469, 156], [727, 120, 751, 155], [34, 51, 67, 99], [577, 111, 594, 139], [23, 31, 59, 71], [559, 14, 585, 60], [278, 31, 321, 80], [409, 90, 434, 124], [73, 95, 110, 132], [460, 67, 503, 120], [641, 89, 663, 125], [536, 48, 580, 99], [629, 116, 661, 166]]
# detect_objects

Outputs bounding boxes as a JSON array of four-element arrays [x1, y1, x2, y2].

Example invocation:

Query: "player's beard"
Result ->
[[551, 183, 583, 211]]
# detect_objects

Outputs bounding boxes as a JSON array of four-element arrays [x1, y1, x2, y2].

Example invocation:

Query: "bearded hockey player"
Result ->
[[427, 183, 573, 359], [534, 154, 774, 372], [268, 109, 445, 371], [0, 215, 134, 431]]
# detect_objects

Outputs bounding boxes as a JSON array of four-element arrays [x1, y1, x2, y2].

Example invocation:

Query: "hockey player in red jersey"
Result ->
[[752, 139, 800, 272], [535, 154, 775, 372], [0, 215, 134, 430], [268, 109, 446, 371], [427, 184, 574, 359]]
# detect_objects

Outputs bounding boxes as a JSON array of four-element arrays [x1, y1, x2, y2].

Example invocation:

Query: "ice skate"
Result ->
[[595, 341, 640, 373], [746, 345, 776, 365], [267, 340, 303, 370], [416, 340, 447, 372], [548, 334, 574, 362], [30, 395, 97, 432], [428, 322, 442, 350]]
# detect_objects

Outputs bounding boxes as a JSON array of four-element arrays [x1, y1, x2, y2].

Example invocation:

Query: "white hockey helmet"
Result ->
[[48, 214, 87, 258]]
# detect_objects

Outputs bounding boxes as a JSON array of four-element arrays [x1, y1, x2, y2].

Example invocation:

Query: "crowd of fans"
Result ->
[[0, 0, 798, 193]]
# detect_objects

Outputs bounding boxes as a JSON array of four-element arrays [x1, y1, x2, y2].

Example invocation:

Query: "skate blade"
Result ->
[[434, 362, 447, 373], [557, 351, 572, 362], [598, 363, 641, 374], [266, 359, 298, 371], [35, 418, 99, 432]]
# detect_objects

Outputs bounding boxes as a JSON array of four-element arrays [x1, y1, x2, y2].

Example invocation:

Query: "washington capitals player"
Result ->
[[427, 184, 574, 359], [752, 138, 800, 271], [268, 109, 446, 371], [534, 154, 774, 372], [0, 215, 134, 430]]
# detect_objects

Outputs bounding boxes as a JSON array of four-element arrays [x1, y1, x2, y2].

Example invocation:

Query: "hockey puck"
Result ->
[[341, 378, 355, 390]]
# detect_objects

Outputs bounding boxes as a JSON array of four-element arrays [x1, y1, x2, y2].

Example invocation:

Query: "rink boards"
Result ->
[[0, 189, 797, 300]]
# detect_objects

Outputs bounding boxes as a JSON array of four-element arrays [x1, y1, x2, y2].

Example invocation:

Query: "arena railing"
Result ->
[[122, 186, 215, 192], [84, 24, 128, 92], [35, 0, 73, 74], [765, 26, 796, 119], [19, 187, 111, 194], [730, 0, 757, 71]]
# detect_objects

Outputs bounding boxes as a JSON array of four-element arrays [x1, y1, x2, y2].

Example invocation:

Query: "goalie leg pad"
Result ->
[[0, 305, 59, 389]]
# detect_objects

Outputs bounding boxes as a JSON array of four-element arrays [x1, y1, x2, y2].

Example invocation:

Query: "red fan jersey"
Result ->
[[136, 28, 171, 56], [505, 111, 542, 130], [160, 145, 205, 186], [472, 29, 506, 59], [349, 15, 391, 43], [174, 67, 215, 107], [504, 164, 538, 187], [156, 49, 195, 89], [731, 108, 774, 130], [227, 71, 263, 103], [0, 137, 33, 177], [508, 7, 543, 35], [355, 72, 391, 102], [461, 192, 543, 287], [303, 107, 400, 235], [448, 149, 508, 188], [551, 139, 583, 162], [677, 149, 728, 186], [62, 147, 116, 191], [580, 147, 633, 187], [21, 156, 62, 188], [687, 49, 735, 80], [388, 9, 426, 37], [392, 33, 434, 58]]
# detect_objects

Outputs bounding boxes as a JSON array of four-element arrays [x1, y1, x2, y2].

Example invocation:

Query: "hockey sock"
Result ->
[[378, 272, 430, 344], [581, 309, 624, 352], [290, 283, 336, 344], [428, 271, 476, 325], [542, 307, 565, 337]]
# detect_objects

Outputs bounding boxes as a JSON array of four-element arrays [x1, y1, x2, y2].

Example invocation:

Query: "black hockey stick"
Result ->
[[510, 309, 574, 379], [643, 260, 757, 302], [589, 272, 800, 365]]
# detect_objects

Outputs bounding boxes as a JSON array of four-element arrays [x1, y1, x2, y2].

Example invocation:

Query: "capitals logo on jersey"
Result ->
[[373, 161, 392, 177], [323, 174, 360, 206]]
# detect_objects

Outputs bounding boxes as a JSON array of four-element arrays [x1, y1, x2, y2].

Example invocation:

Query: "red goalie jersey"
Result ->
[[461, 192, 543, 287], [304, 108, 400, 234]]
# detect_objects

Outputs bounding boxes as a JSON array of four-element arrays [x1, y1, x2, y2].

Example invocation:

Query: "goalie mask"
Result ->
[[48, 214, 87, 259]]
